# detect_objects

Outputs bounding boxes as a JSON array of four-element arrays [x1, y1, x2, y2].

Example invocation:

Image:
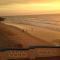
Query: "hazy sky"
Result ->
[[0, 0, 60, 16]]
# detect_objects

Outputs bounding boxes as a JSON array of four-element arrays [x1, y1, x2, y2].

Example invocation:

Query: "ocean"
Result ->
[[3, 14, 60, 32], [3, 14, 60, 44]]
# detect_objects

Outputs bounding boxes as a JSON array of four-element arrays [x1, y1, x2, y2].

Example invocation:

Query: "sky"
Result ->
[[0, 0, 60, 16]]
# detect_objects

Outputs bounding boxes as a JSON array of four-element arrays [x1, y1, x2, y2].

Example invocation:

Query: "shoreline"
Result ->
[[3, 22, 60, 45], [0, 22, 53, 48]]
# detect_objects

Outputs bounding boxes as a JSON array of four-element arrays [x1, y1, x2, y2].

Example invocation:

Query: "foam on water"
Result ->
[[4, 14, 60, 32]]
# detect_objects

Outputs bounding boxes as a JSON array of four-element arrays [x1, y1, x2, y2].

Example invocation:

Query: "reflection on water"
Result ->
[[3, 14, 60, 45], [4, 14, 60, 32]]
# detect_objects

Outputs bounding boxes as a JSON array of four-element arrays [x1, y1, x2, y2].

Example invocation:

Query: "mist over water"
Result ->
[[4, 14, 60, 32]]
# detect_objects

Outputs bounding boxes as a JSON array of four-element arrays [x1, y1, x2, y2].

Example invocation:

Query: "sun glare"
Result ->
[[0, 1, 60, 15]]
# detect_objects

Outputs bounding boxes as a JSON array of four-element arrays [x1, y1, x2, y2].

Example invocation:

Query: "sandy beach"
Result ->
[[0, 22, 54, 48], [3, 22, 60, 45], [0, 20, 60, 60]]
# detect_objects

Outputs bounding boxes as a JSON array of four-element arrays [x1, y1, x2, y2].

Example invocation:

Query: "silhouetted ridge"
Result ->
[[0, 17, 5, 21]]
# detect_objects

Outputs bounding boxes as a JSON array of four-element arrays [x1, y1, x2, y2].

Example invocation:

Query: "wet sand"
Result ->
[[3, 22, 60, 45], [0, 23, 53, 48]]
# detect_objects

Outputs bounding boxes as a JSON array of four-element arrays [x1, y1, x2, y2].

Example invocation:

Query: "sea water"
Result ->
[[4, 14, 60, 32], [3, 14, 60, 45]]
